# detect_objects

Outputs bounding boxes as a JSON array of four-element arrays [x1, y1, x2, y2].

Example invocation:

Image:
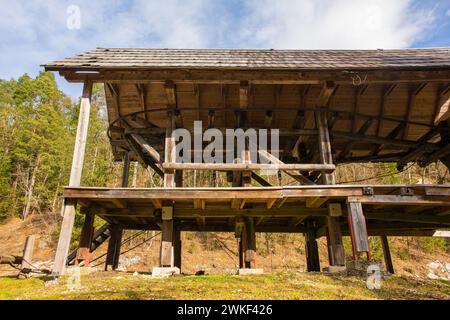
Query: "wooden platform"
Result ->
[[65, 184, 450, 236]]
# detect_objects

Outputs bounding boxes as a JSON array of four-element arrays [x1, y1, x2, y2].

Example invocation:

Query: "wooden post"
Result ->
[[160, 207, 174, 267], [347, 201, 370, 260], [305, 221, 320, 272], [53, 80, 93, 276], [160, 111, 176, 267], [21, 235, 35, 271], [105, 225, 123, 270], [75, 211, 95, 267], [238, 239, 244, 268], [243, 217, 256, 268], [173, 227, 182, 270], [121, 151, 130, 188], [315, 110, 346, 267], [104, 151, 130, 270], [381, 235, 394, 274]]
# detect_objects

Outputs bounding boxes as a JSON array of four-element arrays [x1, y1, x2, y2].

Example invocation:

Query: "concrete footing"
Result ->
[[322, 266, 347, 274], [151, 267, 180, 278], [238, 268, 264, 275]]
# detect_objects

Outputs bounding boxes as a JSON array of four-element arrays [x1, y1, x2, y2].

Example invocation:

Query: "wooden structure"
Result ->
[[43, 48, 450, 275]]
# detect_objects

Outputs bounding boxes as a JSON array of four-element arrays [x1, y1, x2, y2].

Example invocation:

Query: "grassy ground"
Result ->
[[1, 271, 449, 300]]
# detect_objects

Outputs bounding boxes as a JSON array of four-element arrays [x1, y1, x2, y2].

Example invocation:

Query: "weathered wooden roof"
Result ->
[[43, 47, 450, 71]]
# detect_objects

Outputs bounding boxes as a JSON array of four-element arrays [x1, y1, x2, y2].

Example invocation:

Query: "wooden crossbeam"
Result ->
[[130, 134, 163, 164], [163, 162, 335, 173], [257, 148, 316, 185], [338, 118, 374, 160], [306, 197, 328, 208], [397, 128, 439, 169], [251, 172, 272, 187], [419, 143, 450, 167], [371, 122, 405, 157]]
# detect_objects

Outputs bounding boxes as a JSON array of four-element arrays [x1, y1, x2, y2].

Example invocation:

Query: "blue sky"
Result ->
[[0, 0, 449, 98]]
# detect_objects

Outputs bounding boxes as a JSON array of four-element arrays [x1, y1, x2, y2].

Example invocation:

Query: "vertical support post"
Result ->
[[173, 227, 182, 270], [160, 207, 174, 267], [160, 111, 176, 267], [238, 239, 244, 268], [305, 221, 320, 272], [315, 110, 346, 267], [105, 225, 123, 270], [347, 201, 370, 260], [381, 235, 394, 274], [243, 217, 256, 268], [121, 151, 130, 188], [104, 151, 130, 270], [21, 235, 35, 271], [53, 80, 93, 276], [75, 211, 95, 267]]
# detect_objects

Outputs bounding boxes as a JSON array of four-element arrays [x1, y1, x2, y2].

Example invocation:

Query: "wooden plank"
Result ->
[[347, 201, 370, 255]]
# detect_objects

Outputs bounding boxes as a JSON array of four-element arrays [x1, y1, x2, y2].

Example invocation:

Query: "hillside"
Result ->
[[1, 215, 449, 298]]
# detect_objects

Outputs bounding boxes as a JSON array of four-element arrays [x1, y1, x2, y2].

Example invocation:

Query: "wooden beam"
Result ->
[[257, 148, 316, 185], [371, 122, 405, 157], [135, 84, 148, 121], [105, 225, 123, 271], [130, 134, 163, 164], [374, 84, 397, 139], [381, 236, 394, 274], [338, 118, 374, 160], [53, 80, 93, 276], [164, 80, 177, 108], [305, 221, 320, 272], [403, 83, 427, 139], [59, 68, 450, 84], [164, 111, 176, 188], [75, 213, 95, 267], [347, 201, 370, 259], [21, 235, 35, 271], [239, 80, 249, 109], [163, 162, 335, 173]]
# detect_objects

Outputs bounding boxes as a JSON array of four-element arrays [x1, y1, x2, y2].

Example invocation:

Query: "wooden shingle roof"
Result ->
[[43, 47, 450, 71]]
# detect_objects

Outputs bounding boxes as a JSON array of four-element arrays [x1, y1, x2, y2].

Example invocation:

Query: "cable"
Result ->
[[337, 162, 416, 184]]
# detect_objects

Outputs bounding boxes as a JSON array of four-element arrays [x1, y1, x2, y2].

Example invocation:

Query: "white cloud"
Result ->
[[0, 0, 438, 97], [238, 0, 435, 49]]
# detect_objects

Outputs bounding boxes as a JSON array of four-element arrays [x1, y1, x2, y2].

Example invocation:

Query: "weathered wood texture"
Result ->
[[53, 80, 93, 276], [75, 213, 95, 266], [347, 201, 370, 257], [21, 235, 35, 271]]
